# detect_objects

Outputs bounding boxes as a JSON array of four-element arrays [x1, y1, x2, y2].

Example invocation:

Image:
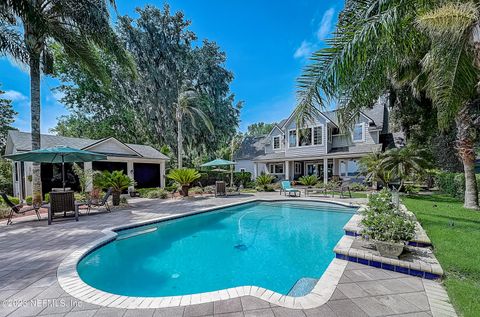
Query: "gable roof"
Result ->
[[5, 131, 169, 160], [233, 136, 266, 160]]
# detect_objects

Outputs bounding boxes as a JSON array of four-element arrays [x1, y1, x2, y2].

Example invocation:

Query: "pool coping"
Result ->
[[57, 198, 359, 310]]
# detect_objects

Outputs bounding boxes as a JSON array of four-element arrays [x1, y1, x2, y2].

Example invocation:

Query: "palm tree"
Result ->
[[0, 0, 135, 203], [358, 151, 387, 186], [380, 146, 431, 191], [296, 0, 480, 209], [175, 88, 213, 168]]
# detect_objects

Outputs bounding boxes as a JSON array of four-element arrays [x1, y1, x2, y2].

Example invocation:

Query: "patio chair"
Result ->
[[215, 181, 226, 197], [48, 190, 77, 225], [330, 179, 352, 198], [281, 181, 301, 197], [1, 192, 42, 225], [75, 188, 112, 214]]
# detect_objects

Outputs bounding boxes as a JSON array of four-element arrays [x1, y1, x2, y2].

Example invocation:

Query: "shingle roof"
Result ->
[[233, 136, 266, 160], [6, 131, 169, 160]]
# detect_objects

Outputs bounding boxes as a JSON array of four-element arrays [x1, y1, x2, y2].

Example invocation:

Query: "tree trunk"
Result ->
[[30, 54, 42, 204], [176, 106, 183, 169], [455, 103, 479, 209]]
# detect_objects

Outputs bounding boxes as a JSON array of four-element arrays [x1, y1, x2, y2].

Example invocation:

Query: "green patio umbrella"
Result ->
[[201, 158, 237, 186], [4, 146, 107, 190]]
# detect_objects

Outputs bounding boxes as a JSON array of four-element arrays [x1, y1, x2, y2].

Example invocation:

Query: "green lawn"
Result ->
[[402, 194, 480, 317]]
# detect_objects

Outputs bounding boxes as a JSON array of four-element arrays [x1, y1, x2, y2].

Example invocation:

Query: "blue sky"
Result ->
[[0, 0, 343, 134]]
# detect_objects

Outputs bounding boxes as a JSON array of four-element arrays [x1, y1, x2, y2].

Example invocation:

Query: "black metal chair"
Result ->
[[1, 192, 42, 225], [76, 188, 112, 214]]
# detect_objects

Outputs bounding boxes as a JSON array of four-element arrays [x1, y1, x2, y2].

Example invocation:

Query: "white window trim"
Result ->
[[288, 129, 297, 148], [288, 125, 325, 148], [269, 163, 285, 174], [353, 122, 365, 143], [272, 135, 281, 150]]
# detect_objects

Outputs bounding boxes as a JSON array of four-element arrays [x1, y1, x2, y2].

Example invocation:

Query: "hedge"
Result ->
[[436, 172, 480, 200]]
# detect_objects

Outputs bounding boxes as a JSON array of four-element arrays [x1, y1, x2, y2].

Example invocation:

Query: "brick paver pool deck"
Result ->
[[0, 193, 456, 316]]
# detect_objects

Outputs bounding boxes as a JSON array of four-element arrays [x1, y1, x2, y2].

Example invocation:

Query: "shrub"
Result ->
[[146, 189, 168, 199], [167, 168, 201, 197], [350, 183, 368, 192], [137, 187, 159, 197], [25, 196, 32, 205], [44, 193, 50, 203], [234, 172, 252, 187], [435, 172, 480, 200], [0, 205, 10, 219], [95, 170, 135, 205], [120, 196, 128, 204], [367, 189, 394, 213], [361, 189, 415, 243], [0, 158, 13, 196], [255, 174, 275, 191], [361, 211, 415, 243], [298, 175, 318, 186], [0, 195, 19, 205], [255, 185, 275, 192], [404, 183, 420, 194]]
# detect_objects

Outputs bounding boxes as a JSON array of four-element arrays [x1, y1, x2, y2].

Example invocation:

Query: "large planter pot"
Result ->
[[181, 185, 190, 197], [112, 191, 121, 206], [374, 240, 404, 259]]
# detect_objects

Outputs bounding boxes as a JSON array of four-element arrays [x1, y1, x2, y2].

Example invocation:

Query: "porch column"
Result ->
[[344, 160, 349, 178], [160, 161, 166, 188], [323, 158, 328, 183], [253, 162, 258, 179], [287, 161, 292, 180], [127, 161, 134, 192], [84, 162, 93, 192]]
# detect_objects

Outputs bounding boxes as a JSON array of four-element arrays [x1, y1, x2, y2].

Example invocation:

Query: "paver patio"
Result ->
[[0, 193, 456, 316]]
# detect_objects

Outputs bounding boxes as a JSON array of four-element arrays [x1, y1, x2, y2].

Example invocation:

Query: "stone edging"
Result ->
[[57, 198, 355, 310]]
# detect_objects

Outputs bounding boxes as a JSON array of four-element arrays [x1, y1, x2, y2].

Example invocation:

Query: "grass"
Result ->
[[402, 193, 480, 317]]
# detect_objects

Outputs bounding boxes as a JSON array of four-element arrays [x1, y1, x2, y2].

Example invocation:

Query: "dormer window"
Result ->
[[273, 136, 281, 149], [353, 123, 365, 142]]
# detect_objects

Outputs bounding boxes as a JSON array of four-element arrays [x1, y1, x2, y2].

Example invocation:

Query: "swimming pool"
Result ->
[[77, 201, 355, 297]]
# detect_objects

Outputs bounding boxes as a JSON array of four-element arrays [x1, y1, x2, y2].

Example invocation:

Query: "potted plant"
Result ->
[[167, 168, 201, 197], [95, 170, 134, 206], [361, 189, 415, 258]]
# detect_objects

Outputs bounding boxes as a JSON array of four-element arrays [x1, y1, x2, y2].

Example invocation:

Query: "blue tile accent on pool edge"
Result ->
[[335, 252, 441, 280]]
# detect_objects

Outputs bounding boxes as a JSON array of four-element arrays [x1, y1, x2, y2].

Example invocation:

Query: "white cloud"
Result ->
[[3, 89, 27, 102], [317, 8, 335, 41], [294, 40, 315, 59]]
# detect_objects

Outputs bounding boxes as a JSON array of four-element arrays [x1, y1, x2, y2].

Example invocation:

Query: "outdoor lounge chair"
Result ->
[[75, 187, 112, 214], [330, 179, 352, 198], [280, 181, 301, 197], [1, 192, 42, 225]]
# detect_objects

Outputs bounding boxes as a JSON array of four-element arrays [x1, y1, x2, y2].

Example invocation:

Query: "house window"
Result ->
[[269, 163, 284, 174], [353, 123, 364, 142], [288, 130, 297, 147], [273, 136, 281, 149], [240, 168, 246, 172], [294, 162, 302, 174], [313, 126, 323, 145], [298, 128, 312, 146]]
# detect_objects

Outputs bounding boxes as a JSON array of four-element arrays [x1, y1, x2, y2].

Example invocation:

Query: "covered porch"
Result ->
[[253, 157, 361, 182]]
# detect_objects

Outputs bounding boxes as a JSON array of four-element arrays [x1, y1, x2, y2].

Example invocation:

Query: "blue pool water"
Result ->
[[77, 201, 355, 297]]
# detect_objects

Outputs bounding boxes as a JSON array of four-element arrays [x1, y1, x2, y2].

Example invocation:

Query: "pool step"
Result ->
[[287, 277, 319, 297]]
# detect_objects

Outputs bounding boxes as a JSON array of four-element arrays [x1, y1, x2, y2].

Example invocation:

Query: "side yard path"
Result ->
[[403, 194, 480, 317]]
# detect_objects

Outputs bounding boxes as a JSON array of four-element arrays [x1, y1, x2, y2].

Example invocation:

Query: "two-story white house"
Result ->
[[234, 98, 390, 183]]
